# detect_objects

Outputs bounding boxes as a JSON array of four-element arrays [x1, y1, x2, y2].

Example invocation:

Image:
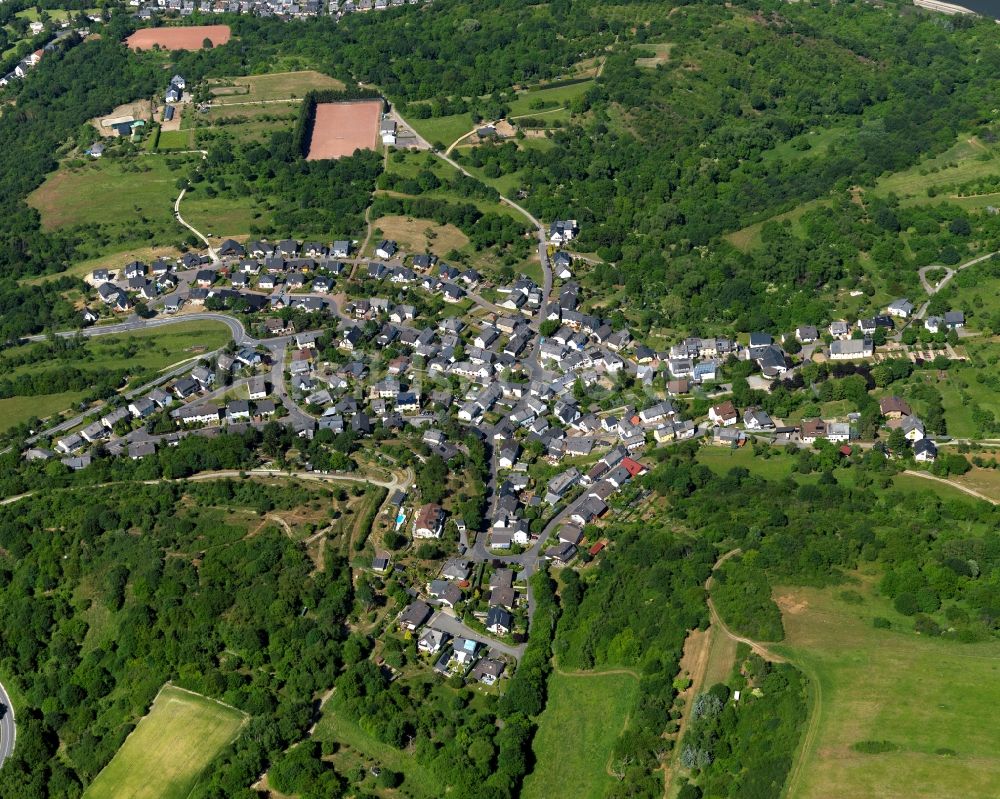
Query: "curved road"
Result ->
[[917, 249, 999, 296], [392, 107, 554, 325], [25, 312, 250, 346], [0, 681, 14, 770]]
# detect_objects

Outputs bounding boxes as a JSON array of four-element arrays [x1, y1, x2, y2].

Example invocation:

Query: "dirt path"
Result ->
[[902, 469, 998, 504], [661, 628, 712, 795], [663, 549, 786, 798]]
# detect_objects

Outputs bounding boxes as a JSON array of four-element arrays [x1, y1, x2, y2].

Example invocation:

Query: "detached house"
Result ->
[[549, 219, 578, 244], [413, 503, 445, 539], [376, 240, 398, 259], [709, 401, 738, 426], [398, 600, 432, 632]]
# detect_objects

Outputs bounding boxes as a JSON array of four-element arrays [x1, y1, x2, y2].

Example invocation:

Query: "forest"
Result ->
[[0, 481, 354, 799]]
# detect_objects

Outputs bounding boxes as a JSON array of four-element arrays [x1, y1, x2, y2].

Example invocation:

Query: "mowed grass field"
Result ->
[[84, 684, 247, 799], [522, 669, 639, 799], [774, 578, 1000, 799], [0, 391, 90, 432], [28, 156, 194, 230]]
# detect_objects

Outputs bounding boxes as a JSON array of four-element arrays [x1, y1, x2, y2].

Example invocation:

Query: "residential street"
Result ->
[[428, 611, 526, 659]]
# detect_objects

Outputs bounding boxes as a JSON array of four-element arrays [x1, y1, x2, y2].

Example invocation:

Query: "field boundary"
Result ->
[[84, 682, 248, 799]]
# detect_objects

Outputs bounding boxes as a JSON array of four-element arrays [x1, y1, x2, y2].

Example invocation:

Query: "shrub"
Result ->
[[893, 592, 919, 616], [851, 740, 899, 754]]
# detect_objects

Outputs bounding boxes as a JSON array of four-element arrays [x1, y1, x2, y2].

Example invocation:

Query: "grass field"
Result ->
[[180, 192, 269, 241], [371, 214, 470, 256], [0, 391, 89, 432], [507, 81, 594, 116], [872, 134, 1000, 205], [2, 320, 231, 379], [29, 156, 193, 231], [774, 577, 1000, 799], [209, 70, 345, 104], [156, 129, 196, 151], [0, 321, 231, 431], [84, 684, 247, 799], [408, 113, 473, 148], [315, 705, 444, 799], [522, 669, 639, 799], [696, 445, 798, 480]]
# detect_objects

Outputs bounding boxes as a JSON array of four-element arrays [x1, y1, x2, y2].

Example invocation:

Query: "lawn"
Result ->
[[522, 669, 639, 799], [0, 391, 89, 432], [696, 445, 797, 480], [156, 129, 196, 151], [408, 113, 474, 148], [28, 156, 193, 231], [84, 684, 247, 799], [314, 704, 444, 799], [208, 70, 345, 104], [773, 578, 1000, 799]]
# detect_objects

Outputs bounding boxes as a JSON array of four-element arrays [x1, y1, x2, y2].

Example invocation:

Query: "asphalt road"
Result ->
[[428, 611, 526, 659], [0, 681, 15, 769], [24, 312, 250, 346]]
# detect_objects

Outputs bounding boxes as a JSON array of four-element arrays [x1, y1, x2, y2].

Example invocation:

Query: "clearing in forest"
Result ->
[[634, 42, 673, 68], [774, 579, 1000, 799], [83, 684, 247, 799], [522, 669, 639, 799], [125, 24, 231, 51], [208, 71, 346, 104], [306, 100, 382, 160]]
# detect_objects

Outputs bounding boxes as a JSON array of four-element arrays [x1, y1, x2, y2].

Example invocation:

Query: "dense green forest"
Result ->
[[0, 481, 353, 799]]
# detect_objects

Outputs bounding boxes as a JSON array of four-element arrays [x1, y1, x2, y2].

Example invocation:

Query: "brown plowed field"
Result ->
[[126, 25, 231, 51], [307, 100, 382, 160]]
